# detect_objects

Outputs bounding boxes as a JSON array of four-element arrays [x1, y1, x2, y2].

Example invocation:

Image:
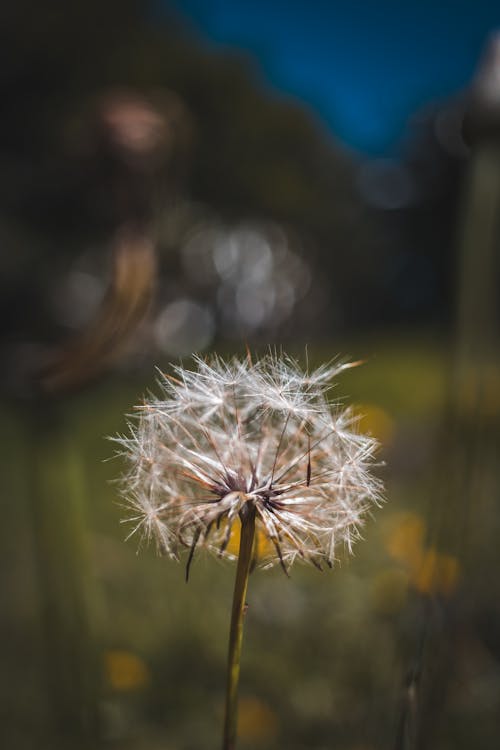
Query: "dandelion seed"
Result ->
[[113, 352, 383, 750], [115, 353, 382, 572]]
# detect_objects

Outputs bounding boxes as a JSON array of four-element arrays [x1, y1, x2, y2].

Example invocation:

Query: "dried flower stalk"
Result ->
[[115, 353, 383, 748]]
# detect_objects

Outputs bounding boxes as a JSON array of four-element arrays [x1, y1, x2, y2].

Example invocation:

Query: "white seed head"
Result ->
[[115, 353, 383, 574]]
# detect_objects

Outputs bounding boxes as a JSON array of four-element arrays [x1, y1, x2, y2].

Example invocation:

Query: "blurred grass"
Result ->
[[5, 335, 494, 750]]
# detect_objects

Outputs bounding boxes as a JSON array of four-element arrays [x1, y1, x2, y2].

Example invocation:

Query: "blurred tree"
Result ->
[[0, 0, 377, 358], [0, 0, 471, 360]]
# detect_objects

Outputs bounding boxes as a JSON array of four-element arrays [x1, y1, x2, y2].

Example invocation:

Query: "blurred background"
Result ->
[[1, 1, 500, 748]]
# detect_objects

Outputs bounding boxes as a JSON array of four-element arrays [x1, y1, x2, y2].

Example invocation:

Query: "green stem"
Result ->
[[222, 505, 256, 750]]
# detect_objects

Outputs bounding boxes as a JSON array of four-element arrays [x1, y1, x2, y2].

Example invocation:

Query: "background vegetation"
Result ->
[[1, 2, 499, 749]]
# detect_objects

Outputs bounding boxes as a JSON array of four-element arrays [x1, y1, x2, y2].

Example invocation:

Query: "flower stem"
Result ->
[[222, 505, 256, 750]]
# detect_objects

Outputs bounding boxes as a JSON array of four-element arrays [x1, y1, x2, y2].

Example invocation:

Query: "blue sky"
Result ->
[[167, 0, 500, 153]]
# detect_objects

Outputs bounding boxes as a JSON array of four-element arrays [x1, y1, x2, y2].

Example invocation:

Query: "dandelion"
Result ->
[[115, 352, 383, 749]]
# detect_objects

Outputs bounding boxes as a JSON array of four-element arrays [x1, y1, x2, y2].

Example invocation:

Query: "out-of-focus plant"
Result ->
[[115, 353, 383, 749], [13, 87, 192, 745], [390, 35, 500, 750]]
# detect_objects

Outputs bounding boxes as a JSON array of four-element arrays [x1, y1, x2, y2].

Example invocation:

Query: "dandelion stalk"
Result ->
[[223, 505, 256, 750], [114, 353, 384, 748]]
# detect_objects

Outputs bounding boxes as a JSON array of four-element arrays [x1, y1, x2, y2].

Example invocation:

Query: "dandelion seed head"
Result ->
[[115, 353, 383, 571]]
